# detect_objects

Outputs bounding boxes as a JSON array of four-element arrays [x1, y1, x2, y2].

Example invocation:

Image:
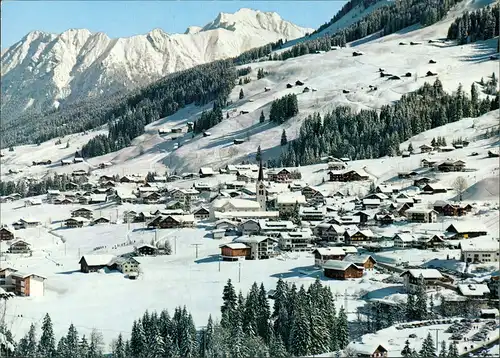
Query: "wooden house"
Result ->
[[312, 248, 346, 267], [413, 177, 432, 187], [233, 236, 278, 260], [442, 203, 472, 217], [343, 254, 376, 270], [7, 240, 31, 254], [136, 244, 158, 256], [65, 217, 90, 228], [350, 343, 389, 358], [422, 183, 447, 194], [446, 223, 487, 239], [419, 144, 433, 153], [267, 168, 292, 183], [92, 217, 110, 225], [328, 169, 369, 182], [199, 167, 215, 178], [401, 269, 444, 293], [344, 228, 374, 245], [0, 227, 15, 241], [421, 159, 438, 168], [219, 243, 250, 261], [71, 208, 93, 220], [79, 255, 114, 273], [405, 207, 438, 223], [437, 160, 465, 172], [192, 207, 210, 220], [147, 215, 195, 229], [323, 260, 364, 280], [295, 80, 304, 86]]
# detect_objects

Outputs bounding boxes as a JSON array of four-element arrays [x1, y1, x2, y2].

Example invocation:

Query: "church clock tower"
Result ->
[[256, 159, 266, 211]]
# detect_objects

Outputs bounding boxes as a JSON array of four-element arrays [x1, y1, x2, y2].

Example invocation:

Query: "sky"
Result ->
[[1, 1, 346, 48]]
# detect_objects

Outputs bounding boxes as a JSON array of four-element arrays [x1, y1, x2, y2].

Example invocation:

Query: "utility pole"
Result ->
[[430, 328, 443, 355], [218, 255, 221, 272], [192, 243, 202, 259], [238, 261, 242, 283]]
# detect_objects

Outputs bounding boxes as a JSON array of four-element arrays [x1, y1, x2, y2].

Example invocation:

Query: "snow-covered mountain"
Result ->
[[0, 8, 312, 122]]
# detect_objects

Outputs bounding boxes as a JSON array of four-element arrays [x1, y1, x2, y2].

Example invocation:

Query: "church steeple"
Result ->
[[258, 159, 264, 182], [256, 159, 266, 211]]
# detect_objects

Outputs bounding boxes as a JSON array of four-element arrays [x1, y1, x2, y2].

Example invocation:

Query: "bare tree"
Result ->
[[452, 176, 468, 201]]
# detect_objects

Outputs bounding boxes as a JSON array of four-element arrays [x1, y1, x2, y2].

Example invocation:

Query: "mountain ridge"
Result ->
[[1, 8, 312, 123]]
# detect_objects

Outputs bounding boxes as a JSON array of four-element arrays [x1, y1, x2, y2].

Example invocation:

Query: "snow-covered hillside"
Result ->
[[0, 8, 312, 122]]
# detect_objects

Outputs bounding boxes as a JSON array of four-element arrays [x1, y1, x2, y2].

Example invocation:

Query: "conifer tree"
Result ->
[[447, 341, 459, 358], [272, 278, 290, 346], [269, 331, 288, 358], [38, 313, 56, 357], [239, 88, 244, 99], [231, 321, 247, 358], [289, 305, 311, 357], [406, 292, 416, 320], [260, 110, 265, 123], [243, 282, 259, 335], [221, 279, 238, 330], [415, 276, 428, 320], [420, 332, 435, 358], [336, 306, 349, 349], [401, 339, 412, 357], [408, 142, 414, 153], [16, 323, 37, 358], [66, 324, 80, 358], [113, 334, 126, 358], [79, 335, 89, 358], [438, 340, 447, 358], [257, 283, 271, 343], [57, 336, 67, 358], [281, 129, 288, 146], [130, 320, 146, 357], [256, 145, 262, 163]]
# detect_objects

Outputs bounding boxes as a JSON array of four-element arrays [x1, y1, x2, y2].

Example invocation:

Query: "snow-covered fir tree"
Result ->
[[419, 332, 435, 358]]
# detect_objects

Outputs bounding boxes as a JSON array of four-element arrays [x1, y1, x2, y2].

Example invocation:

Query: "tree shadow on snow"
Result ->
[[56, 269, 81, 275], [271, 265, 323, 279], [195, 254, 221, 264]]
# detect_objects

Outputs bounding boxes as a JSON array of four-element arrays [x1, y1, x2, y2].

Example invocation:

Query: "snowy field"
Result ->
[[1, 214, 398, 345]]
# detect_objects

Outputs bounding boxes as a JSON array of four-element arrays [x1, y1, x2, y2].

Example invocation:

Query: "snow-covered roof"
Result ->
[[212, 198, 261, 210], [219, 243, 248, 250], [90, 194, 107, 202], [459, 238, 498, 252], [80, 254, 115, 266], [234, 236, 277, 244], [363, 198, 381, 205], [458, 284, 490, 297], [312, 247, 345, 256], [276, 193, 306, 205], [10, 271, 46, 280], [199, 167, 215, 175], [341, 246, 358, 254], [258, 220, 296, 230], [405, 207, 436, 214], [215, 211, 279, 219], [402, 269, 443, 279], [323, 260, 362, 271], [480, 308, 499, 316], [394, 233, 416, 242], [343, 254, 375, 264], [447, 222, 487, 234]]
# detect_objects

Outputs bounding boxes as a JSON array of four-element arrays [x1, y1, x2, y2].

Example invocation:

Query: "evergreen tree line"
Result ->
[[10, 313, 105, 358], [401, 334, 459, 358], [236, 67, 252, 77], [313, 0, 382, 35], [447, 3, 499, 44], [81, 61, 236, 157], [109, 277, 349, 357], [2, 60, 237, 152], [269, 0, 465, 62], [0, 173, 89, 198], [192, 103, 224, 134], [233, 39, 285, 65], [479, 73, 498, 96], [269, 94, 299, 124], [281, 79, 499, 166]]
